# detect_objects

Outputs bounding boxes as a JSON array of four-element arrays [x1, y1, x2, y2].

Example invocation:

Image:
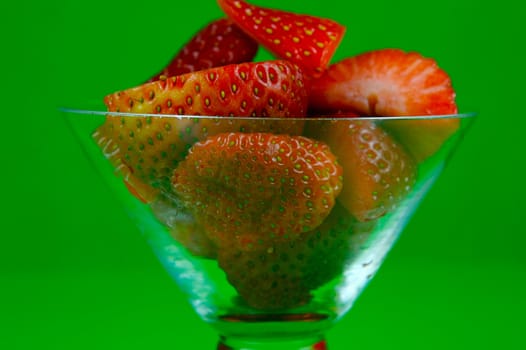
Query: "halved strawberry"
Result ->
[[97, 60, 308, 193], [309, 49, 459, 161], [217, 0, 346, 77], [309, 49, 457, 116], [147, 18, 258, 82], [217, 203, 374, 310], [172, 132, 343, 249], [307, 119, 417, 222]]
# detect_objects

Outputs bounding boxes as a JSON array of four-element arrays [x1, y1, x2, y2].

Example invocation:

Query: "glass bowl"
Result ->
[[62, 108, 475, 349]]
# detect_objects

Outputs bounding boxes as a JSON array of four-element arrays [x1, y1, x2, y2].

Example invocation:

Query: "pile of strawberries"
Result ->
[[94, 0, 459, 310]]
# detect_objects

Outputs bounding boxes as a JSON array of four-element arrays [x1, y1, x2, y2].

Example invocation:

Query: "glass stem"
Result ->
[[217, 335, 327, 350]]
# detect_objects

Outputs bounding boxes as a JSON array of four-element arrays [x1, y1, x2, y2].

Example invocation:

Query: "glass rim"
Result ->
[[59, 107, 477, 121]]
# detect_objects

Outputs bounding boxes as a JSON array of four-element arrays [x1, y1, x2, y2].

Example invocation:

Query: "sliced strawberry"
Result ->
[[217, 0, 345, 77], [218, 203, 374, 310], [147, 18, 258, 82], [106, 60, 308, 116], [308, 119, 417, 222], [309, 49, 457, 116], [97, 60, 308, 193], [172, 132, 343, 249], [309, 49, 459, 161]]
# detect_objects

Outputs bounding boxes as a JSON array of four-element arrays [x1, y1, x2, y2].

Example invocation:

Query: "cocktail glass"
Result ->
[[62, 107, 475, 349]]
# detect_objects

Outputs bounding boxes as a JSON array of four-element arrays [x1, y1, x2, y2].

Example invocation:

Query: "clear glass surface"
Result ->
[[62, 108, 475, 349]]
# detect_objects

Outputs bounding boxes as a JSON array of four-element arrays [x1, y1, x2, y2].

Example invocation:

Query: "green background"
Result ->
[[2, 0, 525, 348]]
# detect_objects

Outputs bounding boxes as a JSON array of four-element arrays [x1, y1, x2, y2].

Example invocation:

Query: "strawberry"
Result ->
[[308, 49, 459, 161], [93, 122, 161, 203], [217, 0, 346, 77], [147, 18, 258, 82], [123, 173, 160, 204], [150, 196, 217, 259], [172, 132, 343, 249], [97, 60, 308, 193], [307, 119, 417, 222], [309, 49, 457, 116], [217, 203, 375, 310], [313, 341, 328, 350]]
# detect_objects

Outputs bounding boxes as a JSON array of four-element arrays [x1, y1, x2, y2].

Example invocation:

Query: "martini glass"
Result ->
[[62, 107, 475, 350]]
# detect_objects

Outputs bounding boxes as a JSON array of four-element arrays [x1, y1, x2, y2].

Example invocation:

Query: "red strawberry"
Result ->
[[217, 0, 346, 77], [313, 341, 328, 350], [96, 60, 308, 193], [307, 119, 417, 222], [172, 132, 343, 249], [309, 49, 457, 116], [217, 203, 374, 310], [147, 18, 258, 82], [309, 49, 459, 161]]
